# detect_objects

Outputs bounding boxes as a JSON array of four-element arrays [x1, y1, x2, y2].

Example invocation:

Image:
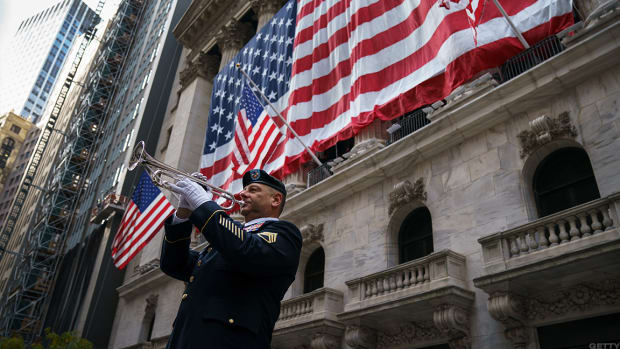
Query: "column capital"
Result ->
[[250, 0, 285, 16], [179, 53, 220, 88], [216, 21, 255, 54]]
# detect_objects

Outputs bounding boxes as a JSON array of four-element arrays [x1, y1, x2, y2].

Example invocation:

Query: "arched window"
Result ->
[[533, 147, 600, 217], [399, 207, 433, 264], [304, 247, 324, 293]]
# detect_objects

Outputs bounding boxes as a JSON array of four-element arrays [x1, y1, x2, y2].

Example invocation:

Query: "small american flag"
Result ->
[[112, 172, 174, 269]]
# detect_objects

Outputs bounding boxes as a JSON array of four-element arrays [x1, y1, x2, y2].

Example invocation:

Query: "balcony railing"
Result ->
[[272, 288, 344, 348], [344, 250, 469, 309], [90, 193, 130, 224], [479, 193, 619, 266], [306, 163, 332, 187], [498, 35, 566, 83], [386, 108, 431, 145]]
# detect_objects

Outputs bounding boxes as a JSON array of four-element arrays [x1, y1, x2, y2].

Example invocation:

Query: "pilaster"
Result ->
[[250, 0, 286, 30], [216, 21, 255, 71]]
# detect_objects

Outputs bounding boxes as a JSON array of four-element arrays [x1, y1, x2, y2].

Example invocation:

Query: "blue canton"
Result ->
[[132, 171, 162, 212], [203, 0, 296, 156]]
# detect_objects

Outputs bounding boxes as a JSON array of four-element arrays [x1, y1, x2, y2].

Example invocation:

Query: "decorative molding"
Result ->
[[517, 112, 577, 159], [525, 279, 620, 322], [344, 326, 377, 349], [300, 223, 324, 244], [375, 321, 443, 349], [331, 139, 385, 172], [134, 259, 160, 276], [488, 292, 530, 349], [433, 304, 471, 349], [179, 52, 220, 88], [216, 21, 255, 54], [310, 333, 340, 349], [388, 178, 427, 215], [249, 0, 286, 17]]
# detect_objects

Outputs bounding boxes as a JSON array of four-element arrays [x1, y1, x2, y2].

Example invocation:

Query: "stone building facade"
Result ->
[[108, 1, 620, 348]]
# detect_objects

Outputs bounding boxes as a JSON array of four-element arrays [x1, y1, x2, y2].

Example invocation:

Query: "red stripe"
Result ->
[[271, 11, 574, 179], [113, 197, 172, 261]]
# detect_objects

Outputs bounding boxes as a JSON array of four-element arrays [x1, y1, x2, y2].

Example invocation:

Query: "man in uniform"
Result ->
[[160, 169, 302, 349]]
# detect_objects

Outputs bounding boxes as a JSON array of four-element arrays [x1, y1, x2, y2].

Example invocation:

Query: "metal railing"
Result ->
[[499, 35, 566, 83], [307, 163, 333, 187], [386, 108, 431, 145]]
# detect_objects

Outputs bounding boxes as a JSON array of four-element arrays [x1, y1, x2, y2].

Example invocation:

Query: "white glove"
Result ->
[[167, 178, 213, 210]]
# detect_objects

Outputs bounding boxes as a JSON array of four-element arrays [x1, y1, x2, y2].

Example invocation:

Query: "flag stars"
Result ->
[[285, 36, 293, 46], [225, 131, 232, 140], [286, 18, 292, 27], [269, 72, 277, 80], [209, 141, 217, 151], [254, 49, 261, 57], [267, 91, 277, 101], [210, 123, 220, 133], [226, 112, 234, 121], [252, 66, 261, 75]]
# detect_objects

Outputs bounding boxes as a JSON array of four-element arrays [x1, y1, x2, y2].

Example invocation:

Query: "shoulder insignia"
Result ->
[[257, 232, 278, 243], [219, 215, 244, 241]]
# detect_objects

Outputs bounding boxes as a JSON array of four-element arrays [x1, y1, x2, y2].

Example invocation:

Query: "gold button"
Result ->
[[197, 260, 202, 267], [182, 293, 188, 300], [189, 276, 194, 283], [228, 318, 234, 324], [207, 247, 212, 253]]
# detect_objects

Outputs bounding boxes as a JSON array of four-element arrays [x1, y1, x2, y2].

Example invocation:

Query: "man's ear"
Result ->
[[271, 192, 283, 209]]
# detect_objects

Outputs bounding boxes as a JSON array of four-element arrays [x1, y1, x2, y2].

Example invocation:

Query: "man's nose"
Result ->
[[239, 190, 249, 198]]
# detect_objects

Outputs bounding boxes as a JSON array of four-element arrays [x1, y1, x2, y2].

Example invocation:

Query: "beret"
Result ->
[[242, 169, 286, 197]]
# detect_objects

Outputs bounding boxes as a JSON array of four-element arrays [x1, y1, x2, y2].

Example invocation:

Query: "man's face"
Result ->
[[239, 183, 281, 221]]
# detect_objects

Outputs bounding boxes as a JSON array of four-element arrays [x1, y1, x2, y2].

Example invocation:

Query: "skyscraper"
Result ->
[[0, 0, 99, 123]]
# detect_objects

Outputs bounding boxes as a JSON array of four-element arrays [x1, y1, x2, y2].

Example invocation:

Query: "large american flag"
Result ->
[[200, 1, 295, 193], [112, 172, 174, 269], [201, 0, 573, 189]]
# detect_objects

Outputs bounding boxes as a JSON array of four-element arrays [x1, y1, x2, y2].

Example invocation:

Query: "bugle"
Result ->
[[129, 141, 242, 210]]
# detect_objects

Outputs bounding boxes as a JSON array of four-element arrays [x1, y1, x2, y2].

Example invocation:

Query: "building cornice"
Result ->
[[281, 19, 620, 223]]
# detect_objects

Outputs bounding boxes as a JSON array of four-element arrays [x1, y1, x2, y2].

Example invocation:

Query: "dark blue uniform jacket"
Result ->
[[160, 201, 302, 349]]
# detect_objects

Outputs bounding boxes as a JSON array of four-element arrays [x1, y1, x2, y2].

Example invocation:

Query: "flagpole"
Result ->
[[491, 0, 530, 49], [236, 64, 324, 168]]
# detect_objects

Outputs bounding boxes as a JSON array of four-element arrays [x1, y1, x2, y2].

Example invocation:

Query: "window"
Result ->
[[533, 147, 600, 217], [0, 138, 16, 169], [398, 207, 433, 264], [304, 248, 325, 293], [10, 125, 21, 134]]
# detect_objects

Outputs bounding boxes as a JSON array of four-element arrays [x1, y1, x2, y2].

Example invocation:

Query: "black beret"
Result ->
[[242, 169, 287, 197]]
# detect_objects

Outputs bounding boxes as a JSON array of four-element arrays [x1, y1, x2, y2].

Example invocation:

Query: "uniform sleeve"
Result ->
[[159, 214, 199, 282], [189, 201, 302, 276]]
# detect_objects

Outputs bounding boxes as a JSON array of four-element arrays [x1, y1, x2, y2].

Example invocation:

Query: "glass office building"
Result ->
[[0, 0, 99, 123]]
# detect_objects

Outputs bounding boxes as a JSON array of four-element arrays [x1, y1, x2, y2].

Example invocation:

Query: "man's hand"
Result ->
[[167, 178, 213, 210]]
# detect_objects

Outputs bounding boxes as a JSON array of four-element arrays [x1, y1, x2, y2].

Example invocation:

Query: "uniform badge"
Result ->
[[250, 169, 260, 180], [244, 222, 264, 232], [257, 232, 278, 243]]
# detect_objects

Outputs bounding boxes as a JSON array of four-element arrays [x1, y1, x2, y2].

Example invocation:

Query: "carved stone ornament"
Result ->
[[300, 223, 324, 244], [249, 0, 285, 17], [517, 112, 577, 158], [488, 292, 530, 349], [388, 178, 427, 215], [344, 326, 377, 349], [375, 321, 443, 349], [179, 52, 220, 87], [216, 21, 255, 54], [433, 304, 471, 349], [145, 294, 159, 316], [310, 333, 340, 349], [134, 258, 160, 275], [525, 279, 620, 322]]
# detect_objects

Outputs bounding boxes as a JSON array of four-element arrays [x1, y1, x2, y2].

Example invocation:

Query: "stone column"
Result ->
[[250, 0, 286, 30], [487, 292, 535, 349], [574, 0, 610, 19], [284, 161, 315, 195], [216, 21, 255, 71], [167, 51, 220, 172]]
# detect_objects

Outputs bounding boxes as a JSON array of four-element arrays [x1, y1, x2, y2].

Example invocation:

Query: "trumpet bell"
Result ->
[[129, 141, 146, 171]]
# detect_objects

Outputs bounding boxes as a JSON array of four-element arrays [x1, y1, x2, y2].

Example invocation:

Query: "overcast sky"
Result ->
[[0, 0, 120, 86]]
